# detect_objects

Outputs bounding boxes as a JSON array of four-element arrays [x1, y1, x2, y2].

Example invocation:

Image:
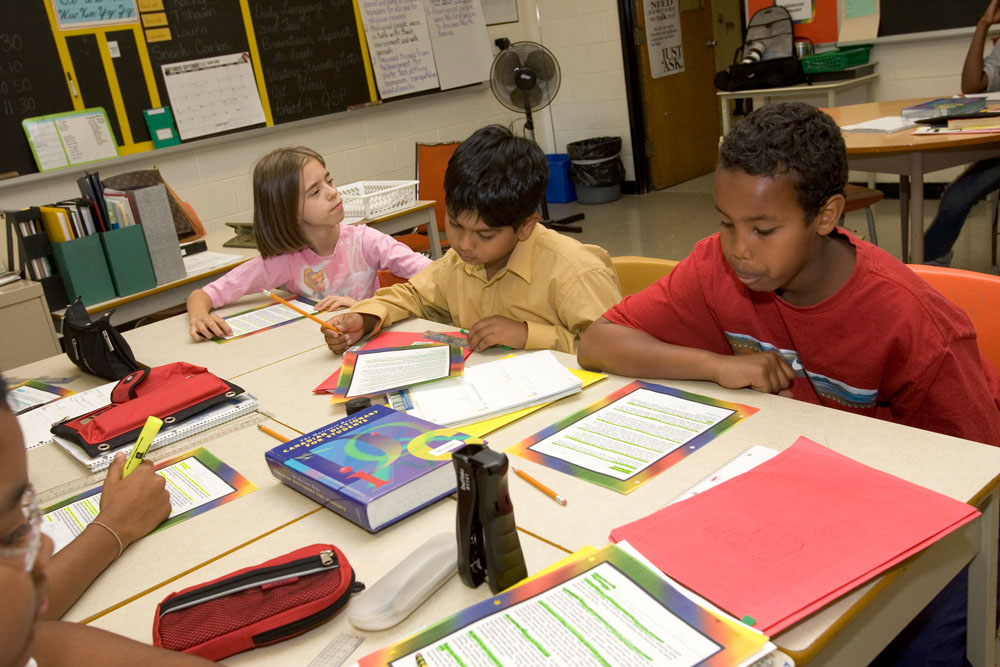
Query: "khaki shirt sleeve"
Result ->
[[349, 260, 453, 329], [525, 264, 622, 353]]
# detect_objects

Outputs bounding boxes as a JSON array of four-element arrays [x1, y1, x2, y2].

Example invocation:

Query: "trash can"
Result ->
[[545, 153, 576, 203], [567, 137, 625, 204]]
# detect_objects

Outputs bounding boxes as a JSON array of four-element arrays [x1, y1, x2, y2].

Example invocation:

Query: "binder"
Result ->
[[50, 234, 116, 305], [38, 206, 75, 243], [127, 184, 186, 284], [99, 225, 156, 296], [53, 393, 259, 471]]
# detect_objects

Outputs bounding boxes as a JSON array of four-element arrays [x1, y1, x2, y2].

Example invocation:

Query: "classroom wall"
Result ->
[[535, 0, 634, 181], [0, 0, 633, 240]]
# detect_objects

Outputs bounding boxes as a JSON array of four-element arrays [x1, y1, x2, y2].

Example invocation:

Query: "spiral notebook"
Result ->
[[53, 393, 259, 472]]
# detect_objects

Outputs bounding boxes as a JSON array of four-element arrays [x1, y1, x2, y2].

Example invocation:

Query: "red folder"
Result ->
[[610, 436, 980, 635]]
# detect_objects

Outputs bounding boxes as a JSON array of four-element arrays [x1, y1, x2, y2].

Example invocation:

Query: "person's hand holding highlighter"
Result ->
[[123, 416, 163, 477]]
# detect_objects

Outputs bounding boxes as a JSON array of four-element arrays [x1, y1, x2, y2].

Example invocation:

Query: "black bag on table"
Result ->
[[714, 5, 806, 92], [62, 297, 142, 381]]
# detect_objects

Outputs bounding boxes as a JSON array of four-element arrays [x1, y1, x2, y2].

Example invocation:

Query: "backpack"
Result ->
[[714, 6, 806, 92]]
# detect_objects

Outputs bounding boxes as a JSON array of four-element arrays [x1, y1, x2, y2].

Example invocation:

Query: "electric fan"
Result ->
[[490, 39, 584, 233]]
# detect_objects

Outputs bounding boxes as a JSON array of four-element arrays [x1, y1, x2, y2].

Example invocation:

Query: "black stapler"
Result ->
[[453, 442, 528, 594]]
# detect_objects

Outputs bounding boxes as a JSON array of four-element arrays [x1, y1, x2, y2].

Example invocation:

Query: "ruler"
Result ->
[[36, 411, 266, 506], [307, 631, 366, 667]]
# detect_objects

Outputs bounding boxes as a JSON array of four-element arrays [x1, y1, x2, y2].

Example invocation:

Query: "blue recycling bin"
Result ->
[[545, 153, 576, 203]]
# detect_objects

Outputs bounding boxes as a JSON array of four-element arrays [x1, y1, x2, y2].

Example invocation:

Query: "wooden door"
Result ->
[[635, 0, 720, 189]]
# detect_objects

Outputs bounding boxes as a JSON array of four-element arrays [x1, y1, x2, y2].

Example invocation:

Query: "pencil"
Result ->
[[257, 423, 290, 443], [512, 467, 567, 506], [262, 290, 342, 333]]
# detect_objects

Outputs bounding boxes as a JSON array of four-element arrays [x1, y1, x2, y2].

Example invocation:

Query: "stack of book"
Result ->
[[7, 170, 188, 307], [900, 97, 987, 121]]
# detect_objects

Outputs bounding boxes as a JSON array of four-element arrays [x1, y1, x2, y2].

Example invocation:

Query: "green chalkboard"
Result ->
[[878, 1, 984, 38]]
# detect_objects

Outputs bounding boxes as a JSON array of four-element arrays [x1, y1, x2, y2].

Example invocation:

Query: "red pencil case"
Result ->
[[51, 361, 243, 457], [153, 544, 364, 660]]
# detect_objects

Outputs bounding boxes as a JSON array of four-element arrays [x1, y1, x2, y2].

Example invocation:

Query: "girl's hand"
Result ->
[[713, 351, 795, 394], [322, 313, 377, 353], [96, 452, 171, 549], [314, 295, 357, 312], [466, 316, 528, 352], [189, 312, 232, 342]]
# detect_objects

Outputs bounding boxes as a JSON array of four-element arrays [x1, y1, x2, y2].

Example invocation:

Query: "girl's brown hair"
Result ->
[[252, 146, 325, 258]]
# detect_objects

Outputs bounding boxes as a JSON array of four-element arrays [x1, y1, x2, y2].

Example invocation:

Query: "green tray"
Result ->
[[801, 45, 872, 74]]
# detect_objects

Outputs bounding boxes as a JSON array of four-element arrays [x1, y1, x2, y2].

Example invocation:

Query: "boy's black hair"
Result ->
[[444, 124, 548, 229], [718, 102, 847, 222]]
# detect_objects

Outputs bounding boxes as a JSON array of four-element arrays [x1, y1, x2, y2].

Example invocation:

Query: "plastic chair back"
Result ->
[[416, 141, 460, 235], [612, 256, 679, 297], [908, 264, 1000, 373], [377, 270, 408, 289]]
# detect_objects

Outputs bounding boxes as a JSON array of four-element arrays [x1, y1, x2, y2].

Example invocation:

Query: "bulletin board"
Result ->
[[2, 0, 494, 179]]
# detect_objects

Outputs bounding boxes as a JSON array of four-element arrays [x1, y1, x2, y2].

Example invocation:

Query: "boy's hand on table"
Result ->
[[322, 312, 376, 354], [189, 312, 232, 342], [466, 316, 528, 352], [714, 351, 795, 395], [96, 452, 171, 548], [314, 295, 357, 312]]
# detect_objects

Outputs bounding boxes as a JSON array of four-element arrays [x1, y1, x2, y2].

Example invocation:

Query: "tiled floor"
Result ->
[[550, 174, 1000, 275]]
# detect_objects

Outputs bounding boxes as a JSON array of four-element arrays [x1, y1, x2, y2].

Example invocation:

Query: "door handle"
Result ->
[[706, 40, 718, 47]]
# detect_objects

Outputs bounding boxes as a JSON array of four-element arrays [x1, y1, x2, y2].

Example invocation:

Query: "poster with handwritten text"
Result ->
[[359, 0, 439, 98], [423, 0, 492, 90]]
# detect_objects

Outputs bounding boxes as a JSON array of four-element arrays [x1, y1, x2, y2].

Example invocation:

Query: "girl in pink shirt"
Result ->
[[186, 147, 430, 341]]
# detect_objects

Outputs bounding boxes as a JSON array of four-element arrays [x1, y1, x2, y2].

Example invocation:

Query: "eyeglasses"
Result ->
[[0, 484, 42, 572]]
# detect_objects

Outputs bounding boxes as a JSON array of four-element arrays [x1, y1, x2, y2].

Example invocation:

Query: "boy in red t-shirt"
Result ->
[[579, 101, 1000, 666], [579, 102, 1000, 447]]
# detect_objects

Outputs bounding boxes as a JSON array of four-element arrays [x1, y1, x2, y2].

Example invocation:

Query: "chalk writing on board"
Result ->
[[360, 0, 438, 98], [51, 0, 139, 30], [0, 34, 39, 118], [250, 0, 371, 122]]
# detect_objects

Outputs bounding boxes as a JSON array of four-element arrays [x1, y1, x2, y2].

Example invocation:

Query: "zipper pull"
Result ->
[[320, 550, 337, 567], [102, 330, 115, 352], [71, 338, 80, 360]]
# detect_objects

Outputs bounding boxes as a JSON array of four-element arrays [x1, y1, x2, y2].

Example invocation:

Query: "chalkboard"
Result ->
[[249, 0, 371, 123], [3, 0, 488, 179], [878, 0, 984, 38], [0, 2, 73, 177], [145, 0, 255, 133]]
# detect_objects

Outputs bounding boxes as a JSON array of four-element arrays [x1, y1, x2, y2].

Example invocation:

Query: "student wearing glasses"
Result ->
[[0, 378, 211, 665]]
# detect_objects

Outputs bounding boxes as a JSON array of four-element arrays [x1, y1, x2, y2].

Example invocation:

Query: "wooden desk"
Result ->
[[347, 200, 442, 259], [825, 99, 1000, 263], [719, 72, 878, 134], [13, 313, 1000, 665], [483, 351, 1000, 666], [85, 503, 567, 665]]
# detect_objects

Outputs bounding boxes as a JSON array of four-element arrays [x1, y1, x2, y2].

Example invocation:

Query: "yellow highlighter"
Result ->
[[122, 416, 163, 478]]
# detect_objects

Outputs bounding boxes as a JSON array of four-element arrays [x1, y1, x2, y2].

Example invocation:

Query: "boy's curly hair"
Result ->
[[718, 102, 847, 222]]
